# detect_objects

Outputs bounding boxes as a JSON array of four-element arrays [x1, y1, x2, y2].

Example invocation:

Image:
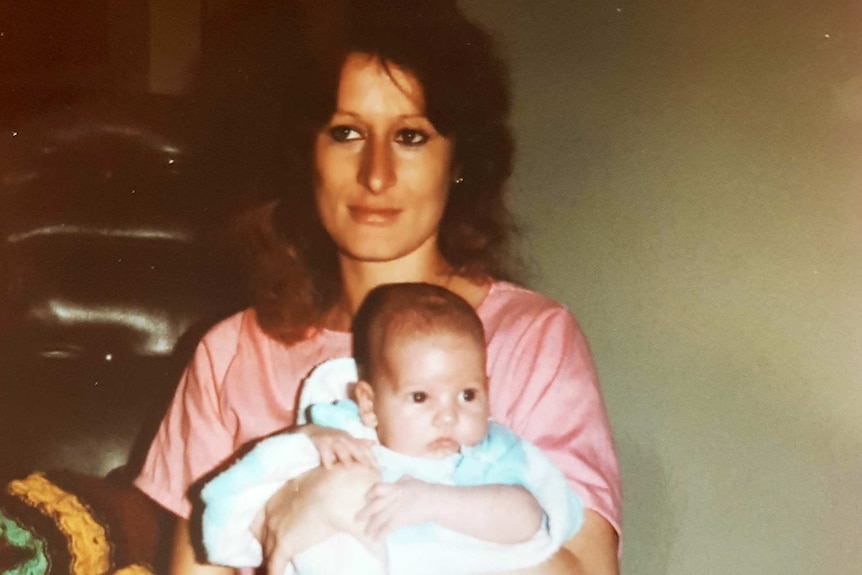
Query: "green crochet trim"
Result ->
[[0, 511, 48, 575]]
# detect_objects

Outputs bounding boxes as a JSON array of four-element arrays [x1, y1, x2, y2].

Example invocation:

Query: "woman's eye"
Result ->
[[395, 129, 429, 146], [328, 125, 361, 142], [460, 389, 476, 402], [411, 392, 427, 403]]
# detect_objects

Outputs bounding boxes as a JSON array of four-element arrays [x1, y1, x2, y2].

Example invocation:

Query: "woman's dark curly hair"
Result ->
[[196, 0, 516, 344]]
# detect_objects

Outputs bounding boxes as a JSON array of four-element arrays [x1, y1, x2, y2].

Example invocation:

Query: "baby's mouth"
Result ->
[[427, 437, 460, 456]]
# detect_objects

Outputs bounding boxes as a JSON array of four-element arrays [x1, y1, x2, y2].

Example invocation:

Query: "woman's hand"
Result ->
[[299, 424, 377, 469], [251, 463, 382, 575]]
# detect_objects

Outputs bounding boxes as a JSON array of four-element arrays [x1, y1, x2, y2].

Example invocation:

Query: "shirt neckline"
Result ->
[[319, 281, 500, 338]]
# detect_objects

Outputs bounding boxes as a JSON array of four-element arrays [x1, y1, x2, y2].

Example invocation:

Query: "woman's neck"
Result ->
[[342, 254, 453, 314], [319, 259, 491, 335], [318, 239, 492, 333]]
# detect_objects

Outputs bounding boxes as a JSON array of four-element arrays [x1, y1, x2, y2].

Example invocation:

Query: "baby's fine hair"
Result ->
[[352, 283, 486, 383]]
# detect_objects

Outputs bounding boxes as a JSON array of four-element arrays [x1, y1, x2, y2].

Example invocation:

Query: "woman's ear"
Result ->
[[355, 380, 378, 428]]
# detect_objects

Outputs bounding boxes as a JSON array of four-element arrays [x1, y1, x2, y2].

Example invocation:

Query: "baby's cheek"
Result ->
[[465, 419, 489, 446]]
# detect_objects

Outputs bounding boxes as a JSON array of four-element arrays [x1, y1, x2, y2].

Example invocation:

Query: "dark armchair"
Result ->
[[0, 90, 248, 571]]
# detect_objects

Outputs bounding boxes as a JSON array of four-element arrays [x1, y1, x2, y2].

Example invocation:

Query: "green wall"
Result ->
[[462, 1, 862, 573]]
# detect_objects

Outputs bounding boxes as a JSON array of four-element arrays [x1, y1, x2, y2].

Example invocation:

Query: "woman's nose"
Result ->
[[358, 137, 396, 194]]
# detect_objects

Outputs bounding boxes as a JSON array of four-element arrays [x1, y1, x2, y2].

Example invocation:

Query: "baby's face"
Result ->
[[358, 330, 489, 458]]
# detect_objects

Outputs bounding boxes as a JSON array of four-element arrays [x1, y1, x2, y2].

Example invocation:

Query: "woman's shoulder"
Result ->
[[196, 307, 351, 381], [199, 307, 258, 347], [480, 281, 572, 323], [192, 307, 287, 369], [480, 281, 585, 347]]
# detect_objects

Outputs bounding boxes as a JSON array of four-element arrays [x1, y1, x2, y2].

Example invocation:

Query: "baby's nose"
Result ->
[[433, 404, 458, 426]]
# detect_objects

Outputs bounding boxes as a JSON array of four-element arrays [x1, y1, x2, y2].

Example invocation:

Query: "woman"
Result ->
[[134, 1, 621, 573]]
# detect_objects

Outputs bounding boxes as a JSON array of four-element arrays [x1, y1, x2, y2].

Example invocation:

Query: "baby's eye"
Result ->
[[459, 389, 477, 402], [410, 392, 427, 403], [328, 125, 361, 142], [394, 128, 429, 146]]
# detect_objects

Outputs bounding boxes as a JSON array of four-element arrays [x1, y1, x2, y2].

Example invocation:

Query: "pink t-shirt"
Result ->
[[134, 281, 621, 536]]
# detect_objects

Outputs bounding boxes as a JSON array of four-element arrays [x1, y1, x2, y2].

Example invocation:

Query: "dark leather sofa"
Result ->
[[1, 90, 249, 570]]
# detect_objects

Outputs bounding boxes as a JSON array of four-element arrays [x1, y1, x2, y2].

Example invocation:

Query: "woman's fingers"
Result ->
[[333, 437, 375, 467], [318, 436, 377, 468], [356, 481, 394, 522], [307, 427, 375, 467], [259, 476, 320, 575], [356, 495, 393, 539], [319, 448, 337, 469], [355, 439, 378, 466], [330, 442, 353, 467], [356, 481, 411, 539], [365, 479, 394, 500], [342, 437, 376, 466]]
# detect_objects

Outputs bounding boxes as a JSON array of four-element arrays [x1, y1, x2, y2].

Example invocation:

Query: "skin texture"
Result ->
[[169, 53, 620, 574]]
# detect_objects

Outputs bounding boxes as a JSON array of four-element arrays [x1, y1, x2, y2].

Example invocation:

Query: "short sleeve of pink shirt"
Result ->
[[134, 281, 621, 537], [479, 283, 621, 536]]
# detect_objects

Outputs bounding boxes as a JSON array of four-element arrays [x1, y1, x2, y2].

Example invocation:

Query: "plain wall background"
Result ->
[[460, 1, 861, 573], [79, 0, 861, 571], [4, 0, 859, 572]]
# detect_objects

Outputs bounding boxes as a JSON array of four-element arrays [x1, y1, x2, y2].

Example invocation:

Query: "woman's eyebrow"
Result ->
[[330, 109, 430, 121]]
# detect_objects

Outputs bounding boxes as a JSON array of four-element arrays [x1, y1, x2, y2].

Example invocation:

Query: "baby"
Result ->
[[200, 283, 582, 575]]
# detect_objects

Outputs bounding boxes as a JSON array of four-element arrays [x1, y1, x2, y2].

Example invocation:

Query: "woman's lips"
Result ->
[[348, 206, 401, 225]]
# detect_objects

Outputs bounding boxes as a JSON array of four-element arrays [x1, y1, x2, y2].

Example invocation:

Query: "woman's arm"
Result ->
[[483, 297, 622, 574], [552, 510, 619, 575], [169, 518, 233, 575], [488, 510, 619, 575], [486, 299, 622, 557]]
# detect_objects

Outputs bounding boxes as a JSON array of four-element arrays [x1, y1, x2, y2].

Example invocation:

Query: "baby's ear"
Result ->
[[355, 380, 378, 428]]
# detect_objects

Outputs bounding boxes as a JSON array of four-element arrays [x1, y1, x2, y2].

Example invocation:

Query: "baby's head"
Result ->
[[352, 283, 489, 458]]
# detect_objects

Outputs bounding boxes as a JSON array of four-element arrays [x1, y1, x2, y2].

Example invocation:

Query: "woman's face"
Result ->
[[313, 52, 455, 265]]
